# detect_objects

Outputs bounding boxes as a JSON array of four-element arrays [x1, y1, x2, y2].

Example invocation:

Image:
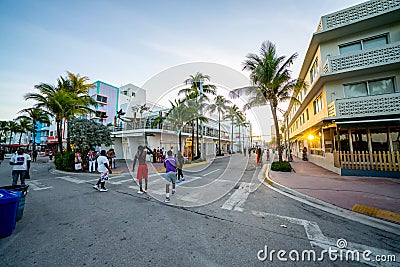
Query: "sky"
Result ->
[[0, 0, 365, 137]]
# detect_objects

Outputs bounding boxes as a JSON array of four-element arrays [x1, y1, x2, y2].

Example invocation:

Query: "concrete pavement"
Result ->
[[266, 156, 400, 225]]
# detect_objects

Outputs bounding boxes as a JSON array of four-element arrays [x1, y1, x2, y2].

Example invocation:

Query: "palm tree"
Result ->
[[0, 120, 8, 144], [179, 72, 216, 158], [18, 107, 50, 151], [25, 72, 95, 154], [208, 95, 232, 155], [230, 41, 306, 161], [15, 118, 32, 145], [6, 120, 19, 145], [224, 105, 242, 153]]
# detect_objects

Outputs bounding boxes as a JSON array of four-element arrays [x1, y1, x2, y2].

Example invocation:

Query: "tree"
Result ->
[[207, 95, 232, 155], [25, 72, 96, 154], [0, 120, 9, 143], [68, 118, 112, 150], [179, 72, 216, 158], [230, 41, 306, 161], [6, 120, 18, 145], [224, 105, 242, 153], [16, 118, 32, 145], [18, 107, 50, 151]]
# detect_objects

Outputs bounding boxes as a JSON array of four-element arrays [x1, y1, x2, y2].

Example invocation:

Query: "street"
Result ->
[[0, 155, 399, 267]]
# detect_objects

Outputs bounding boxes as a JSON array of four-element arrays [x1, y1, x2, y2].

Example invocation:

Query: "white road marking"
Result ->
[[27, 180, 53, 191], [57, 176, 86, 184], [108, 178, 133, 185], [202, 169, 220, 176], [221, 182, 251, 210], [250, 210, 399, 267]]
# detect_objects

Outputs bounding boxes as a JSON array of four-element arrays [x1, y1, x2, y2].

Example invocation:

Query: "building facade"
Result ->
[[285, 0, 400, 178]]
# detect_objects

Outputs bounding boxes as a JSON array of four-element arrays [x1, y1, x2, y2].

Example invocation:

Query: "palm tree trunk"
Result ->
[[218, 111, 221, 155], [18, 132, 22, 145], [231, 120, 234, 153], [270, 101, 282, 162], [56, 120, 63, 154], [191, 121, 194, 160], [196, 118, 200, 158], [178, 131, 182, 152]]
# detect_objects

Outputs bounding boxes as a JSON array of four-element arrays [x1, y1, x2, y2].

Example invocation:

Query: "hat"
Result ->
[[101, 150, 107, 154]]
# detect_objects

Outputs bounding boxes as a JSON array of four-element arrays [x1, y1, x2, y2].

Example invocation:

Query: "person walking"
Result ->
[[163, 150, 177, 203], [32, 150, 38, 162], [87, 149, 96, 173], [10, 148, 31, 186], [93, 150, 112, 192], [257, 146, 263, 166], [132, 145, 151, 194], [107, 148, 116, 169], [0, 148, 5, 165], [74, 150, 83, 171], [176, 150, 185, 184]]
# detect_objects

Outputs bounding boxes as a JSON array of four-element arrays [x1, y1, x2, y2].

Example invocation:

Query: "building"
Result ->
[[88, 81, 120, 125], [285, 0, 400, 178], [112, 84, 235, 160]]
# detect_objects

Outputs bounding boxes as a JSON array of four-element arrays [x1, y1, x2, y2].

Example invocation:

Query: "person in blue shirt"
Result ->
[[163, 150, 177, 203]]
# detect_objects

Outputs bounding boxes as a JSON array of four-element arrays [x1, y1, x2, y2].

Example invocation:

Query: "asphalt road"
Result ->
[[0, 156, 398, 267]]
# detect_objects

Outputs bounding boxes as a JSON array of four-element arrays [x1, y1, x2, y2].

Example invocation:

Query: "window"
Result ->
[[306, 109, 309, 121], [344, 77, 395, 98], [370, 128, 389, 152], [95, 95, 108, 103], [339, 34, 388, 54], [313, 95, 324, 115], [391, 127, 400, 152], [309, 58, 319, 84], [351, 129, 368, 152]]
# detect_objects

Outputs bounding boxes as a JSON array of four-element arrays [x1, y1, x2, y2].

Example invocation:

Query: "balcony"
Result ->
[[331, 92, 400, 118], [323, 42, 400, 75], [316, 0, 400, 32]]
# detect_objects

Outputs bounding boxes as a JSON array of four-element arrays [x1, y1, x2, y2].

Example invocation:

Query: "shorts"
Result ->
[[165, 171, 177, 184], [100, 172, 109, 182], [137, 164, 148, 180]]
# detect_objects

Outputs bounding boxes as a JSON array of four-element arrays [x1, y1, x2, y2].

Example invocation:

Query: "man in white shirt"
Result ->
[[10, 148, 31, 186], [93, 150, 112, 192]]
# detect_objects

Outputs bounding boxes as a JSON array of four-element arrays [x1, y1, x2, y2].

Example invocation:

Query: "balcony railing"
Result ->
[[333, 92, 400, 118], [323, 42, 400, 74], [316, 0, 400, 32], [112, 119, 230, 139]]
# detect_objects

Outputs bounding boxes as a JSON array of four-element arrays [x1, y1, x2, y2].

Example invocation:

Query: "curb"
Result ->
[[263, 168, 400, 235]]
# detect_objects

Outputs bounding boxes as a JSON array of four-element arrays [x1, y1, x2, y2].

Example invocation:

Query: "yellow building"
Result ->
[[285, 0, 400, 178]]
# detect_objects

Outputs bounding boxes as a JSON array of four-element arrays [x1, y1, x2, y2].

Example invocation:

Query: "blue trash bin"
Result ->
[[0, 189, 21, 238], [0, 185, 29, 221]]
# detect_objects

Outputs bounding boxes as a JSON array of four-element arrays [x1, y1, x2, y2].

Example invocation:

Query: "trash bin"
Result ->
[[0, 189, 21, 238], [0, 185, 29, 221]]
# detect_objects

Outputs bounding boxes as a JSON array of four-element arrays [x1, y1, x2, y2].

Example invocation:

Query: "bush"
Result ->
[[54, 151, 75, 171], [271, 161, 292, 172]]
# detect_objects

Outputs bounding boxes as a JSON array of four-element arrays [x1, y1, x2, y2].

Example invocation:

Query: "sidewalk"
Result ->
[[268, 157, 400, 222]]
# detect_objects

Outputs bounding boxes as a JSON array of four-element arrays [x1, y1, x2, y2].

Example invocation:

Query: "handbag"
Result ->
[[75, 163, 82, 170]]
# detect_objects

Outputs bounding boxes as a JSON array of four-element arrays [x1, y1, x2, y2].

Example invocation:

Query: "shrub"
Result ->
[[54, 151, 75, 171], [271, 161, 292, 172]]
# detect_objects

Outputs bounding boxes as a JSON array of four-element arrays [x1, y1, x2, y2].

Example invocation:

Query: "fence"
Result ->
[[339, 151, 400, 172]]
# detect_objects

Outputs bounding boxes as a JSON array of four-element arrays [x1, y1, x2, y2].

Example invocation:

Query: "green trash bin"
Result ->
[[0, 185, 29, 221]]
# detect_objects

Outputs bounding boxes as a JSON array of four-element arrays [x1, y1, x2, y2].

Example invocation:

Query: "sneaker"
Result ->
[[137, 190, 144, 194], [172, 189, 176, 195], [181, 177, 185, 182], [143, 189, 148, 193], [176, 179, 181, 184], [99, 188, 108, 192], [164, 197, 170, 203], [93, 185, 99, 190]]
